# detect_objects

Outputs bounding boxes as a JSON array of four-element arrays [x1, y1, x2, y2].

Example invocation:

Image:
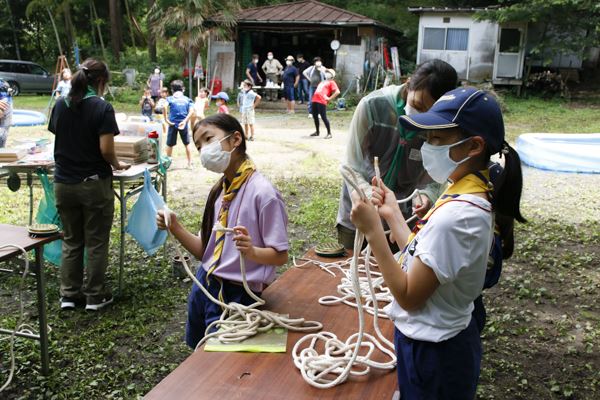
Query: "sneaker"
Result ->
[[310, 132, 320, 137], [307, 114, 312, 118], [249, 137, 254, 141], [324, 134, 332, 139], [86, 296, 114, 311], [60, 297, 85, 310]]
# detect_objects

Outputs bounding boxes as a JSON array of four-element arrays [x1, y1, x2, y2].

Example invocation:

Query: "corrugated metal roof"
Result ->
[[234, 0, 377, 25]]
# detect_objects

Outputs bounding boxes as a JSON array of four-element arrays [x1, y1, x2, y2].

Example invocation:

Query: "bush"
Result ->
[[525, 71, 568, 98]]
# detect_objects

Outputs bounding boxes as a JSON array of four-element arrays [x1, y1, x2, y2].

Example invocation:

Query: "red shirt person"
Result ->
[[310, 68, 340, 139]]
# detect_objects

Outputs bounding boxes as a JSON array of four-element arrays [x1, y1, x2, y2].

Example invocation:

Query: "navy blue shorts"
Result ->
[[185, 266, 259, 349], [283, 85, 295, 101], [167, 124, 189, 147], [394, 317, 482, 399]]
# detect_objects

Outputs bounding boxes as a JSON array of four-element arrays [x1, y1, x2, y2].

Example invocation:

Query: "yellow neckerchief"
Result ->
[[206, 158, 256, 281], [399, 170, 493, 266]]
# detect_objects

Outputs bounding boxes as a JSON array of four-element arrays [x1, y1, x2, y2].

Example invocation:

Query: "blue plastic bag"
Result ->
[[35, 171, 62, 266], [125, 169, 167, 255]]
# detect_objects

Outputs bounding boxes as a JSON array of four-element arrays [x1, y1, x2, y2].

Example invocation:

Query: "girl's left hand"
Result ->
[[350, 191, 381, 235], [233, 226, 255, 258]]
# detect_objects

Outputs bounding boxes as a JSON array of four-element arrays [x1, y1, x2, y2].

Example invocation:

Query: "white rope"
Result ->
[[162, 207, 322, 351], [0, 244, 29, 392], [291, 162, 396, 389]]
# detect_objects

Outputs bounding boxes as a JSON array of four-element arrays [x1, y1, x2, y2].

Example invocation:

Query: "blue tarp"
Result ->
[[516, 133, 600, 174]]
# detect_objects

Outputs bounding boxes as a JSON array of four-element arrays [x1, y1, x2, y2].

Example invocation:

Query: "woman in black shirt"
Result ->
[[48, 58, 130, 311]]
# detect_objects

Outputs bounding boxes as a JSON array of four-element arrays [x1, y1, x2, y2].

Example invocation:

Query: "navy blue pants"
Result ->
[[185, 267, 258, 349], [394, 317, 482, 400]]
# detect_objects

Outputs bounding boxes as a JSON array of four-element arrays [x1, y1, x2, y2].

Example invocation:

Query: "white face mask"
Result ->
[[325, 73, 333, 80], [404, 102, 419, 116], [286, 61, 292, 66], [154, 69, 160, 74], [420, 137, 471, 183], [200, 135, 234, 173], [315, 62, 322, 67], [253, 59, 258, 64], [267, 55, 274, 60]]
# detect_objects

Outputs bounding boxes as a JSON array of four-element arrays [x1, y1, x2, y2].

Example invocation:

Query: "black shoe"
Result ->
[[60, 297, 85, 310], [86, 295, 114, 311], [310, 132, 320, 137]]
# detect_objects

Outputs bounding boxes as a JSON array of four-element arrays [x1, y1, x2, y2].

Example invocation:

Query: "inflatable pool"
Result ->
[[516, 133, 600, 174], [11, 109, 47, 127]]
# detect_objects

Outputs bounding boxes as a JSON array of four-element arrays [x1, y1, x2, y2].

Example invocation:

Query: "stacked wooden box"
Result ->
[[114, 136, 148, 164], [0, 148, 27, 163]]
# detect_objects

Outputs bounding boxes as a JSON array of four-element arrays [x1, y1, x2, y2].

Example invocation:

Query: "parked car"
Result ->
[[0, 60, 55, 96]]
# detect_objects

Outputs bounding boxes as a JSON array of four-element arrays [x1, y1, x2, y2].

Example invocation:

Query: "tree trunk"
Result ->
[[47, 6, 64, 56], [109, 0, 121, 62], [147, 0, 157, 62], [5, 0, 21, 60], [90, 0, 108, 61], [123, 0, 136, 48], [62, 0, 76, 57]]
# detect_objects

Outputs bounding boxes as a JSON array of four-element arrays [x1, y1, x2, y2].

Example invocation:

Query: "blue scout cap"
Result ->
[[211, 91, 229, 102], [399, 87, 505, 154]]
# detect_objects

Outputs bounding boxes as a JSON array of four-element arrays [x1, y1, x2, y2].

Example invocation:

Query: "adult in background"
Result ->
[[48, 58, 130, 311], [147, 66, 164, 102], [294, 54, 310, 104], [303, 57, 326, 117], [245, 54, 263, 86], [282, 56, 299, 114], [261, 51, 283, 101], [310, 68, 339, 139], [336, 59, 458, 249], [0, 78, 12, 148]]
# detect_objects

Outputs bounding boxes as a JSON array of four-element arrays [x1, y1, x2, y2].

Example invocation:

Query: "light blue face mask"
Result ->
[[420, 137, 471, 183]]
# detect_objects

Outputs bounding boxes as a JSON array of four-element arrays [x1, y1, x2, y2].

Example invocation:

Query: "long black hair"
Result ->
[[492, 142, 526, 259], [68, 58, 109, 108], [194, 114, 248, 253]]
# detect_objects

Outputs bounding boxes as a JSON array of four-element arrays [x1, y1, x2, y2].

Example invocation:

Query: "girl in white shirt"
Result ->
[[350, 87, 525, 399]]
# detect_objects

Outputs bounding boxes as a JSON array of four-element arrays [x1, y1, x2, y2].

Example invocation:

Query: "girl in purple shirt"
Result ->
[[157, 114, 289, 348]]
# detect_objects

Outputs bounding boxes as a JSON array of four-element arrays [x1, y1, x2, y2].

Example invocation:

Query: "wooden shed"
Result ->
[[206, 0, 402, 90]]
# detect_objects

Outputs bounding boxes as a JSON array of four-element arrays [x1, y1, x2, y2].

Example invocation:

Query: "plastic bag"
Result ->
[[125, 169, 167, 255], [35, 171, 62, 266]]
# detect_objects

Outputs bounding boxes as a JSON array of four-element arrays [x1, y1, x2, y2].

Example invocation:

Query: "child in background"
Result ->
[[237, 80, 261, 141], [55, 69, 72, 98], [156, 114, 289, 349], [140, 88, 155, 120], [193, 87, 210, 125], [212, 92, 230, 115], [163, 80, 194, 167], [154, 87, 169, 122], [310, 68, 340, 139], [350, 87, 525, 399]]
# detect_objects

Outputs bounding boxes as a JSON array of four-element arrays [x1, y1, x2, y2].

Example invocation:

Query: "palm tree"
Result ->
[[149, 0, 239, 93]]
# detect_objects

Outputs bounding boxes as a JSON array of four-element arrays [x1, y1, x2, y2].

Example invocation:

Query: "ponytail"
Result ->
[[68, 58, 110, 108], [201, 176, 225, 253], [493, 142, 526, 259]]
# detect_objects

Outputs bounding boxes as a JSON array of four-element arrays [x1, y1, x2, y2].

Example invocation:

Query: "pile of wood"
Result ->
[[114, 136, 148, 164], [0, 148, 27, 163]]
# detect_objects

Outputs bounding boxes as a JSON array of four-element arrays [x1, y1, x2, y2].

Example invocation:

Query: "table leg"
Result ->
[[161, 171, 167, 203], [34, 247, 50, 375], [118, 181, 126, 295], [28, 172, 33, 225]]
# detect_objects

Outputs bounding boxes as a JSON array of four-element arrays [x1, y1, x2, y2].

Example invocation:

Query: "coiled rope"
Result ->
[[291, 162, 396, 389], [162, 207, 322, 351]]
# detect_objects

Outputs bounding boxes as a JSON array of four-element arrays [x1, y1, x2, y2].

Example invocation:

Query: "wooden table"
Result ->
[[112, 163, 167, 294], [0, 224, 61, 375], [146, 250, 398, 399]]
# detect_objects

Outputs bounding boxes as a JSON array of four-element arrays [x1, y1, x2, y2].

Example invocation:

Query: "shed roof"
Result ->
[[211, 0, 399, 32], [408, 6, 500, 14]]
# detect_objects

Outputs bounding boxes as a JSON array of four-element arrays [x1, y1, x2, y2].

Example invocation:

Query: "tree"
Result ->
[[477, 0, 600, 64]]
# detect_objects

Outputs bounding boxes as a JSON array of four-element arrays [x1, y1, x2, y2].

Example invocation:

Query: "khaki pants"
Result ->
[[55, 177, 114, 303], [266, 73, 279, 101]]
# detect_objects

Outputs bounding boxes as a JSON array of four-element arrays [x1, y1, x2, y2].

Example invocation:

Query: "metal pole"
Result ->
[[28, 172, 33, 225], [34, 247, 50, 375], [119, 181, 125, 295]]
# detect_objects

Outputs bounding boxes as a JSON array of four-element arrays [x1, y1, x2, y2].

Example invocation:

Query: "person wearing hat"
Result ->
[[282, 55, 300, 114], [237, 79, 261, 141], [212, 91, 230, 115], [349, 87, 525, 399], [309, 68, 340, 139]]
